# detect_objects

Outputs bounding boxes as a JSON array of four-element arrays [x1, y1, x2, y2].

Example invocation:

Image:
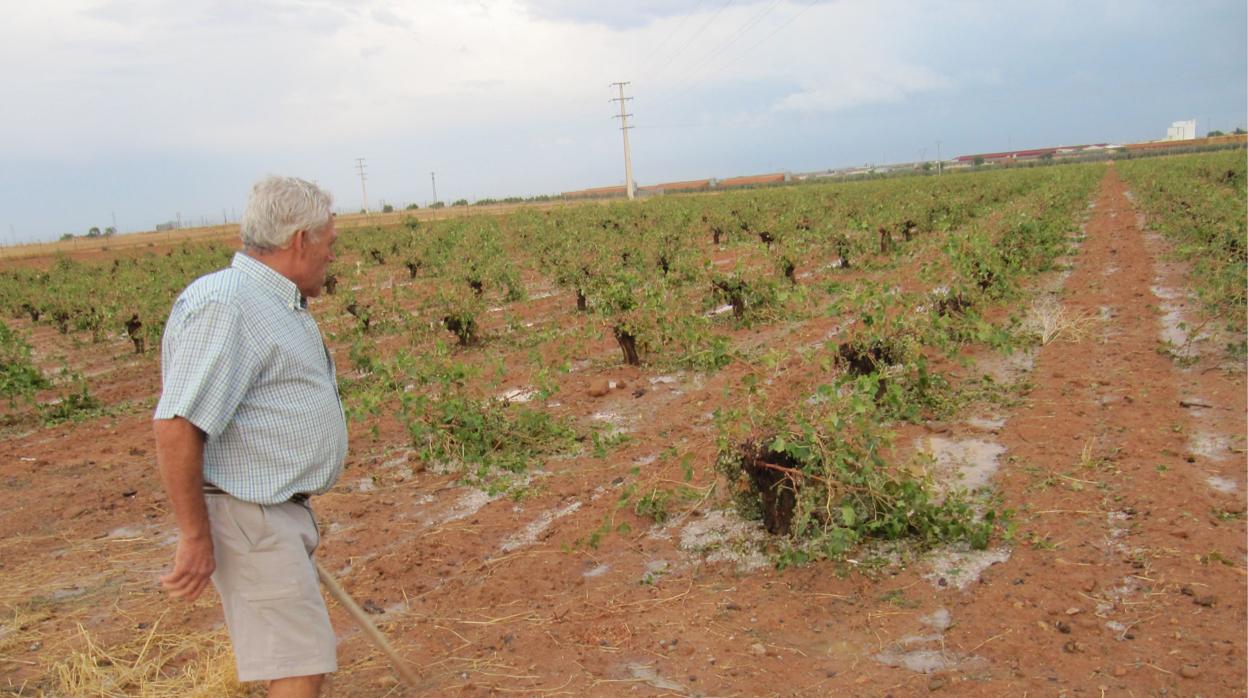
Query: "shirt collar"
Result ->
[[232, 252, 306, 310]]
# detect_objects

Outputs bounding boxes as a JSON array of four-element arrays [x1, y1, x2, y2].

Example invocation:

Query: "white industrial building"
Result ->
[[1164, 119, 1196, 141]]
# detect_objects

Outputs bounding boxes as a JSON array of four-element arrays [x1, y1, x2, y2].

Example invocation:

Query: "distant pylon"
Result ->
[[355, 158, 369, 213], [610, 82, 635, 200]]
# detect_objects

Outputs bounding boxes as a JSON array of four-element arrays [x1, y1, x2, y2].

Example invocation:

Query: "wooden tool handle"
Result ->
[[315, 560, 422, 688]]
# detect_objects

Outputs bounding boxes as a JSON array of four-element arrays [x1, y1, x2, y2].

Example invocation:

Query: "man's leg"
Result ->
[[268, 674, 325, 698], [209, 497, 337, 686]]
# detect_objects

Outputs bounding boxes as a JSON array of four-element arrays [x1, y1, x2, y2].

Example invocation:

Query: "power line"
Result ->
[[674, 0, 782, 85], [658, 0, 821, 107], [636, 0, 706, 75], [649, 0, 736, 83]]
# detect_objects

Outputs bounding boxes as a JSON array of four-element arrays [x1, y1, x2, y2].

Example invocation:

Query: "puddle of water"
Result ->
[[1190, 432, 1233, 462], [919, 437, 1006, 493], [441, 489, 497, 524], [50, 587, 89, 602], [641, 559, 670, 583], [976, 349, 1036, 384], [624, 663, 685, 692], [678, 510, 769, 573], [107, 526, 143, 539], [499, 501, 582, 552], [924, 547, 1011, 591], [1102, 511, 1142, 559], [920, 608, 952, 632], [965, 416, 1005, 432], [498, 387, 537, 404], [1158, 303, 1190, 349], [379, 450, 415, 469], [1207, 476, 1238, 494], [591, 411, 632, 436], [583, 563, 610, 578], [874, 648, 964, 674]]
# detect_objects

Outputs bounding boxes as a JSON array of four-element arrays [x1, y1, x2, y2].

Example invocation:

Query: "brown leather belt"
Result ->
[[203, 484, 309, 504]]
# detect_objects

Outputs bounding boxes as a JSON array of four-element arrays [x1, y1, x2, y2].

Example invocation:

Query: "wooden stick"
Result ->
[[315, 560, 421, 688]]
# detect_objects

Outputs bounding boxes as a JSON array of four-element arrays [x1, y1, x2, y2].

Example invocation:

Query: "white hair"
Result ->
[[240, 176, 333, 252]]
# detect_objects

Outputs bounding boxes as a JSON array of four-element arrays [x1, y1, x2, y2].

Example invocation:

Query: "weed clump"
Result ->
[[716, 379, 1002, 567]]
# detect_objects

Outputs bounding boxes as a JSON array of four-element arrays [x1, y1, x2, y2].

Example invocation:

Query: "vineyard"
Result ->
[[0, 151, 1244, 696]]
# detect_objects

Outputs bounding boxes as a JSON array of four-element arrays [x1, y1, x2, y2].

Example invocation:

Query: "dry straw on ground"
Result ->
[[1025, 297, 1097, 345], [49, 620, 260, 697]]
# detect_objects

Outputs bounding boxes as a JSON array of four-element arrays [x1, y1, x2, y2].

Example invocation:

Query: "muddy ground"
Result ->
[[1, 165, 1244, 696]]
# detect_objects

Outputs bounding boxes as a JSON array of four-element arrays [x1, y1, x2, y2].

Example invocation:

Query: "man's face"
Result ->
[[296, 217, 337, 298]]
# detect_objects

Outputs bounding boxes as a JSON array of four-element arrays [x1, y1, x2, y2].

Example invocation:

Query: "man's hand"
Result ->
[[161, 534, 215, 601], [154, 416, 213, 602]]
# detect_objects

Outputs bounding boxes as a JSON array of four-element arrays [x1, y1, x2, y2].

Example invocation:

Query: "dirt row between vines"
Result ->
[[1, 164, 1244, 696]]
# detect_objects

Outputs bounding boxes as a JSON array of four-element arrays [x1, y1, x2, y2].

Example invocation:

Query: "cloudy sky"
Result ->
[[1, 0, 1244, 243]]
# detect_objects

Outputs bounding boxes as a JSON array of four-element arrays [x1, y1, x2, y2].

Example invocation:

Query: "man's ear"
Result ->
[[291, 229, 308, 257]]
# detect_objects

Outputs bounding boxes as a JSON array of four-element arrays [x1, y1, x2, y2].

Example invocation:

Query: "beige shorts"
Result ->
[[207, 495, 337, 682]]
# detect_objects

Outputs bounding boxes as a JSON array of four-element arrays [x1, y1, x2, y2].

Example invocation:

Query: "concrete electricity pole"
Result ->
[[936, 141, 943, 175], [355, 158, 369, 214], [610, 81, 635, 200], [430, 172, 438, 205]]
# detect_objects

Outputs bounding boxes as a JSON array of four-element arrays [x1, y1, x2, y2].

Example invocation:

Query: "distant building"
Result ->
[[954, 144, 1110, 164], [1164, 119, 1196, 141]]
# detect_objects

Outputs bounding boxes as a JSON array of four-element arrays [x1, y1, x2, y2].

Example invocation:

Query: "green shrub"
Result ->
[[0, 321, 48, 406]]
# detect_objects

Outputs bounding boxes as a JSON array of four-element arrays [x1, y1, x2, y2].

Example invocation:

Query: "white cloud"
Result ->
[[370, 6, 413, 29], [519, 0, 715, 29], [1, 0, 1242, 239], [774, 64, 952, 113]]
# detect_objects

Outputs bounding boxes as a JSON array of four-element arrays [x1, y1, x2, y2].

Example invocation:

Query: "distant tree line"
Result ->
[[60, 226, 117, 241]]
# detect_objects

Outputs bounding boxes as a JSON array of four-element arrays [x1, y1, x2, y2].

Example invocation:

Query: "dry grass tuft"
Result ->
[[50, 620, 261, 697], [1025, 297, 1097, 345]]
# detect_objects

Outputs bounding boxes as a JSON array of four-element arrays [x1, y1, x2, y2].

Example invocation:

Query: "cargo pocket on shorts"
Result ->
[[238, 585, 322, 661]]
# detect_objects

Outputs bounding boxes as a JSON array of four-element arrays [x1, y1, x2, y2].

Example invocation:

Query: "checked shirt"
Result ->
[[155, 252, 347, 504]]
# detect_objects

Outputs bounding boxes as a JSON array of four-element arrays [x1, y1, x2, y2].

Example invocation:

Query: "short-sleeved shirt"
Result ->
[[155, 252, 347, 504]]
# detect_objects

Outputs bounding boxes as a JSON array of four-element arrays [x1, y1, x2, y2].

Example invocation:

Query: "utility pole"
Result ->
[[111, 211, 118, 234], [355, 158, 369, 214], [610, 81, 635, 200], [936, 141, 942, 175], [430, 172, 438, 205]]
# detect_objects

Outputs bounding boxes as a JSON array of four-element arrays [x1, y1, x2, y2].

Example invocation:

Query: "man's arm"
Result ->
[[154, 416, 214, 601]]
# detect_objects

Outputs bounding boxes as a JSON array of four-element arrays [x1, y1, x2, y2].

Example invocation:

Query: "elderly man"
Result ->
[[153, 176, 345, 697]]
